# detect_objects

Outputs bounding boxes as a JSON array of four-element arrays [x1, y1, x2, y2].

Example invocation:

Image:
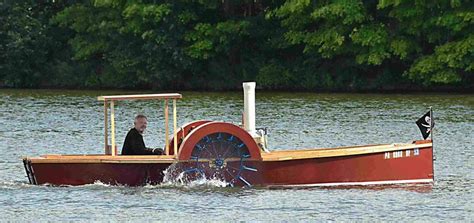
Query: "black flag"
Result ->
[[416, 110, 434, 139]]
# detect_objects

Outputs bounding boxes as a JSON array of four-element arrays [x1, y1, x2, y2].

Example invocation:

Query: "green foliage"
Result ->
[[409, 35, 473, 84], [185, 21, 250, 59], [272, 0, 473, 88], [1, 0, 473, 90], [0, 2, 50, 87], [350, 24, 391, 65], [256, 62, 295, 89], [122, 3, 172, 34], [377, 0, 474, 85]]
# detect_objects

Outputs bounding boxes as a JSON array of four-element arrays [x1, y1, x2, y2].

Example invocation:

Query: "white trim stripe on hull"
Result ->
[[273, 178, 434, 188]]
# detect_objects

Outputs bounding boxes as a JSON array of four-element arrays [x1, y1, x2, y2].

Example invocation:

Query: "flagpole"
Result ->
[[430, 106, 435, 183], [430, 106, 433, 142], [430, 106, 435, 157]]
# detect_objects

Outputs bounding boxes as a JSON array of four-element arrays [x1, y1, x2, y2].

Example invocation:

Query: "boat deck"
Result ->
[[25, 142, 432, 163], [262, 142, 432, 161]]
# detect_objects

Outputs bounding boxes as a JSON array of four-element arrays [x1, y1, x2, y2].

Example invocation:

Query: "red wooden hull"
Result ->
[[254, 147, 433, 187], [24, 146, 433, 187], [24, 162, 170, 186]]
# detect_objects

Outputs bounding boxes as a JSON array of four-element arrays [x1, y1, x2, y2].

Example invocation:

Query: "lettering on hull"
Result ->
[[384, 148, 420, 160]]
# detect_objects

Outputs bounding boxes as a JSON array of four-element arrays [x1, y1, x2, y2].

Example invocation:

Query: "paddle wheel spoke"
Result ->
[[209, 140, 219, 158], [242, 166, 257, 172], [238, 176, 251, 187]]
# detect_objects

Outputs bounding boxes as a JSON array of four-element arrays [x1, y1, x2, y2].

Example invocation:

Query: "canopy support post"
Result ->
[[164, 99, 169, 155], [104, 101, 109, 154], [110, 101, 116, 156], [173, 99, 177, 157]]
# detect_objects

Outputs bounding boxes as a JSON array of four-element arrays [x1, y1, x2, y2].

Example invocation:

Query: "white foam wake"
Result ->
[[161, 163, 228, 188]]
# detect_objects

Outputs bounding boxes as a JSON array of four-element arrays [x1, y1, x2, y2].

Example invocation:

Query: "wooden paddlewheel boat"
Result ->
[[22, 83, 434, 187]]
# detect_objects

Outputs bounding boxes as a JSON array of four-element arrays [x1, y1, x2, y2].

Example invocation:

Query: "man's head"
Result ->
[[134, 114, 148, 133]]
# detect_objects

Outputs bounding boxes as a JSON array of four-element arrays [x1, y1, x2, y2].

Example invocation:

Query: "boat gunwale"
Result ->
[[24, 142, 432, 163]]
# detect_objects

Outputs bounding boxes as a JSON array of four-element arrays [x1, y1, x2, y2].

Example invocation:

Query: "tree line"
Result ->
[[1, 0, 472, 91]]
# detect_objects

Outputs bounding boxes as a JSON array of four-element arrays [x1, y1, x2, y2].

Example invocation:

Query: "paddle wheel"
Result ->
[[176, 122, 262, 187], [166, 120, 211, 155]]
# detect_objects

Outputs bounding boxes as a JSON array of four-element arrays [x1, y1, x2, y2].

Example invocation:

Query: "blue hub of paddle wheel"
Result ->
[[214, 158, 224, 168]]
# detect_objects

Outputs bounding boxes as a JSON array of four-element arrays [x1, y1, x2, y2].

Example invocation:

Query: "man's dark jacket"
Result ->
[[122, 128, 160, 155]]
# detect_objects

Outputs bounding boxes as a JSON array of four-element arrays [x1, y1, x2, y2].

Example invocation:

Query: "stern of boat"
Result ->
[[23, 157, 37, 185]]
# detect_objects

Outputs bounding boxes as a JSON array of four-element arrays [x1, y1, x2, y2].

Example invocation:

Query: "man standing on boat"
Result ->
[[122, 115, 164, 155]]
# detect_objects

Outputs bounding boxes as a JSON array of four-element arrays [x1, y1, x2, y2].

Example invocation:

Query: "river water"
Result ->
[[0, 89, 472, 221]]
